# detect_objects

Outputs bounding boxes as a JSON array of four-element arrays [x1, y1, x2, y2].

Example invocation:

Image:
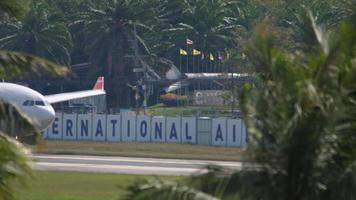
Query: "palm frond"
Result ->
[[0, 50, 70, 79], [0, 0, 30, 20]]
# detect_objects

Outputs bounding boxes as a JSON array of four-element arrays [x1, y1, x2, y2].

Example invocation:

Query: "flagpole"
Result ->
[[186, 43, 189, 73], [179, 49, 182, 108], [192, 46, 195, 74], [197, 55, 200, 90]]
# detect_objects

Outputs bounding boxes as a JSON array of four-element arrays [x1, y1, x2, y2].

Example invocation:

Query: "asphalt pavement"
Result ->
[[31, 154, 243, 176]]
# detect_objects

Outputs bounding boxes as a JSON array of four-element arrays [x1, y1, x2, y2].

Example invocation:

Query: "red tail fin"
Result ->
[[93, 76, 104, 90]]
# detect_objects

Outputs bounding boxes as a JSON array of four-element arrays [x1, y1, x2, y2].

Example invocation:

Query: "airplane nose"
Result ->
[[36, 106, 55, 131]]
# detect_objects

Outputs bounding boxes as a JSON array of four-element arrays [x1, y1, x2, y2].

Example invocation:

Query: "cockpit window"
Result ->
[[23, 100, 34, 106], [35, 101, 45, 106]]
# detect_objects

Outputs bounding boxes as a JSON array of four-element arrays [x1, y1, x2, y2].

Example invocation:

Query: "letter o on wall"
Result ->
[[137, 115, 151, 142]]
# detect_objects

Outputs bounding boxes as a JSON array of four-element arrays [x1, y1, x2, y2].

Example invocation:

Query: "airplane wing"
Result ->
[[164, 81, 189, 92], [45, 77, 106, 104], [185, 73, 249, 80]]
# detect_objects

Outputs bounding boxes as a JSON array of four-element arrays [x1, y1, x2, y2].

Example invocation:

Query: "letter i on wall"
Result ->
[[122, 115, 136, 141]]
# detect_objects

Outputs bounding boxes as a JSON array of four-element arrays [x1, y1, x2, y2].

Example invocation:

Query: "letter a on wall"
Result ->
[[212, 118, 227, 146], [166, 117, 181, 143], [93, 114, 106, 141]]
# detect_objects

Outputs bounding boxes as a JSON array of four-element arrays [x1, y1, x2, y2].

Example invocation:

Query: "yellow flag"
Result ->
[[193, 49, 201, 55], [179, 48, 187, 55], [209, 53, 214, 61]]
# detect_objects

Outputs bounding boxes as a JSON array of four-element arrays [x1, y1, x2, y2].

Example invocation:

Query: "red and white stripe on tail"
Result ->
[[93, 76, 104, 90]]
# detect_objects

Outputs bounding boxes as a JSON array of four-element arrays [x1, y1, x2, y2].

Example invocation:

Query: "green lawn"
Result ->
[[17, 171, 180, 200]]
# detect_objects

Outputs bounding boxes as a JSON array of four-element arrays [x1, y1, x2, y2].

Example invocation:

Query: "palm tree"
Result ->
[[162, 0, 242, 54], [82, 0, 159, 78], [0, 0, 73, 65], [124, 11, 356, 200]]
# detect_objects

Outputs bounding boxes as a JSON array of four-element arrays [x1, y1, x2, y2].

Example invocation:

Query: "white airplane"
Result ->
[[164, 66, 249, 92], [0, 77, 105, 131]]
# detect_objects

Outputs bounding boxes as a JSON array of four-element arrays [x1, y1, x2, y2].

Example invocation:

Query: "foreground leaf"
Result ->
[[0, 50, 70, 79]]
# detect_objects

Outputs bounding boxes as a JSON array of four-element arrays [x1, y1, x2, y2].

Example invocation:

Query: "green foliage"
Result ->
[[160, 0, 242, 53], [82, 0, 159, 77], [125, 179, 219, 200]]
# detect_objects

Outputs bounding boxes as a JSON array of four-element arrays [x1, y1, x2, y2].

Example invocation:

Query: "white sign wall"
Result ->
[[45, 112, 247, 148]]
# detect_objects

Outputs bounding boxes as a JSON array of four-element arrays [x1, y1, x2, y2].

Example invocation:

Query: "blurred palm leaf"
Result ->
[[0, 50, 69, 79], [0, 100, 38, 137], [0, 0, 30, 20], [0, 133, 31, 200]]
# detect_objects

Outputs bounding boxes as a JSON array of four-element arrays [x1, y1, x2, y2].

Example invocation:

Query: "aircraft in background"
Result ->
[[164, 66, 249, 92], [0, 77, 105, 131]]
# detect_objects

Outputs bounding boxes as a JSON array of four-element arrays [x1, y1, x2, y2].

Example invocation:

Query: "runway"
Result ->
[[31, 154, 243, 176]]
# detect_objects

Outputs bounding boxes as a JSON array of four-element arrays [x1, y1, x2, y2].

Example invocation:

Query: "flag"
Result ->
[[186, 38, 193, 45], [209, 53, 214, 61], [179, 48, 187, 55], [193, 49, 201, 55]]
